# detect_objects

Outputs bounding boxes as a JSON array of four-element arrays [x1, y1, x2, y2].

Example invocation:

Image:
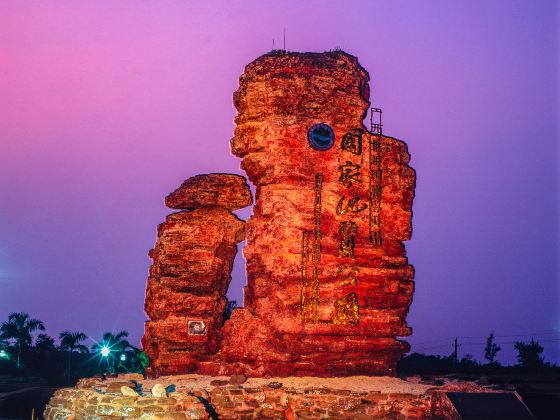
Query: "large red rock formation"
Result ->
[[142, 51, 416, 377], [142, 175, 249, 377], [200, 51, 416, 376]]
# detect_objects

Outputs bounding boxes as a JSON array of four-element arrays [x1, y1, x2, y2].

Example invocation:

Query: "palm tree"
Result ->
[[59, 331, 89, 384], [93, 331, 130, 373], [101, 331, 130, 351], [0, 338, 9, 360], [0, 312, 45, 369], [34, 333, 56, 353]]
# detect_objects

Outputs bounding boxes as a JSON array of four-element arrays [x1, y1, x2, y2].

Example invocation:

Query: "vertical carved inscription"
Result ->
[[332, 128, 367, 325], [309, 173, 323, 324], [369, 122, 383, 246], [299, 230, 310, 323]]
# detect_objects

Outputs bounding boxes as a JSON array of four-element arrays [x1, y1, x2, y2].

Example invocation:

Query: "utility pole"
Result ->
[[452, 337, 459, 364]]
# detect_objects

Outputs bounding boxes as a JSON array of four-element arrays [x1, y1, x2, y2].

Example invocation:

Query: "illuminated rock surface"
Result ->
[[204, 51, 415, 376], [143, 50, 416, 377], [165, 173, 253, 211], [142, 178, 248, 377]]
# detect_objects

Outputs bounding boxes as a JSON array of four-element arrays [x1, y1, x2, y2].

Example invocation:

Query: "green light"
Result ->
[[0, 349, 7, 358], [120, 354, 126, 361]]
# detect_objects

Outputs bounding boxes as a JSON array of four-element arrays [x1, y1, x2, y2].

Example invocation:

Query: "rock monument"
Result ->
[[142, 50, 416, 377], [142, 174, 251, 376], [45, 51, 533, 420]]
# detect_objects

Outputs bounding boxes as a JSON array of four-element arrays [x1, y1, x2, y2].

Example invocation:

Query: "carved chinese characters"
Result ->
[[341, 129, 363, 155], [369, 109, 384, 246], [332, 126, 368, 325], [336, 195, 367, 215], [299, 173, 324, 325], [332, 292, 360, 325]]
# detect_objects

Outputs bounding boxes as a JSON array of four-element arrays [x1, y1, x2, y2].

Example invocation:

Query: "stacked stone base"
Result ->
[[44, 375, 504, 419]]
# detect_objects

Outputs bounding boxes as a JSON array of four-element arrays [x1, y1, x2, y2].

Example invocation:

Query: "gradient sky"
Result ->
[[1, 1, 558, 365]]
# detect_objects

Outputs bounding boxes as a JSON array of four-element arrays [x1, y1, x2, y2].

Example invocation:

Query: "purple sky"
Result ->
[[1, 1, 558, 365]]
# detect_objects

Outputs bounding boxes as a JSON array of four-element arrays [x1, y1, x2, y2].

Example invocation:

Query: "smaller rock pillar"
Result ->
[[142, 173, 252, 376]]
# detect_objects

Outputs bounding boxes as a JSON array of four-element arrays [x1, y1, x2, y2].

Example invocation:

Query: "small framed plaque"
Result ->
[[188, 320, 207, 335]]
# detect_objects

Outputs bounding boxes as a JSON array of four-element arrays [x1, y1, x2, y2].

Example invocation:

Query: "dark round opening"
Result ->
[[307, 123, 335, 151]]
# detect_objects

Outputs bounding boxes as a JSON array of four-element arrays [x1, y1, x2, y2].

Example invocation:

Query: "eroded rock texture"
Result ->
[[200, 51, 416, 376], [142, 175, 249, 377], [166, 173, 253, 211], [142, 51, 415, 378]]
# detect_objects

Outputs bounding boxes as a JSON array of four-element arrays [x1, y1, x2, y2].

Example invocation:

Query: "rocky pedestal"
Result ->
[[200, 51, 416, 376], [44, 375, 509, 420], [142, 174, 251, 376]]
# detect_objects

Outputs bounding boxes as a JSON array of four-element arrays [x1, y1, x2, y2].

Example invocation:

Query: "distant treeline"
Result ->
[[1, 312, 558, 385], [0, 312, 147, 386], [399, 332, 558, 379]]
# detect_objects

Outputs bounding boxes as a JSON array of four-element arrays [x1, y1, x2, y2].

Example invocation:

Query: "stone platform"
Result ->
[[44, 374, 507, 419]]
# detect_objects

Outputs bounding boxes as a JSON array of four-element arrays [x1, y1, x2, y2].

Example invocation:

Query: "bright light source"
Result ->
[[0, 350, 6, 358], [101, 346, 110, 357], [120, 354, 126, 361]]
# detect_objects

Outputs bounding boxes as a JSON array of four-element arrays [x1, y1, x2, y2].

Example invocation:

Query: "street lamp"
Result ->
[[100, 346, 110, 357], [0, 349, 7, 359], [120, 353, 126, 361]]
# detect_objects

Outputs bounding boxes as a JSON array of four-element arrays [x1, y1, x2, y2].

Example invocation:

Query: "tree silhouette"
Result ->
[[0, 312, 45, 369], [123, 346, 150, 374], [93, 331, 131, 373], [59, 331, 89, 384], [34, 333, 56, 353], [514, 338, 545, 371], [0, 337, 9, 359], [0, 337, 9, 349], [484, 332, 501, 364], [100, 331, 130, 351]]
